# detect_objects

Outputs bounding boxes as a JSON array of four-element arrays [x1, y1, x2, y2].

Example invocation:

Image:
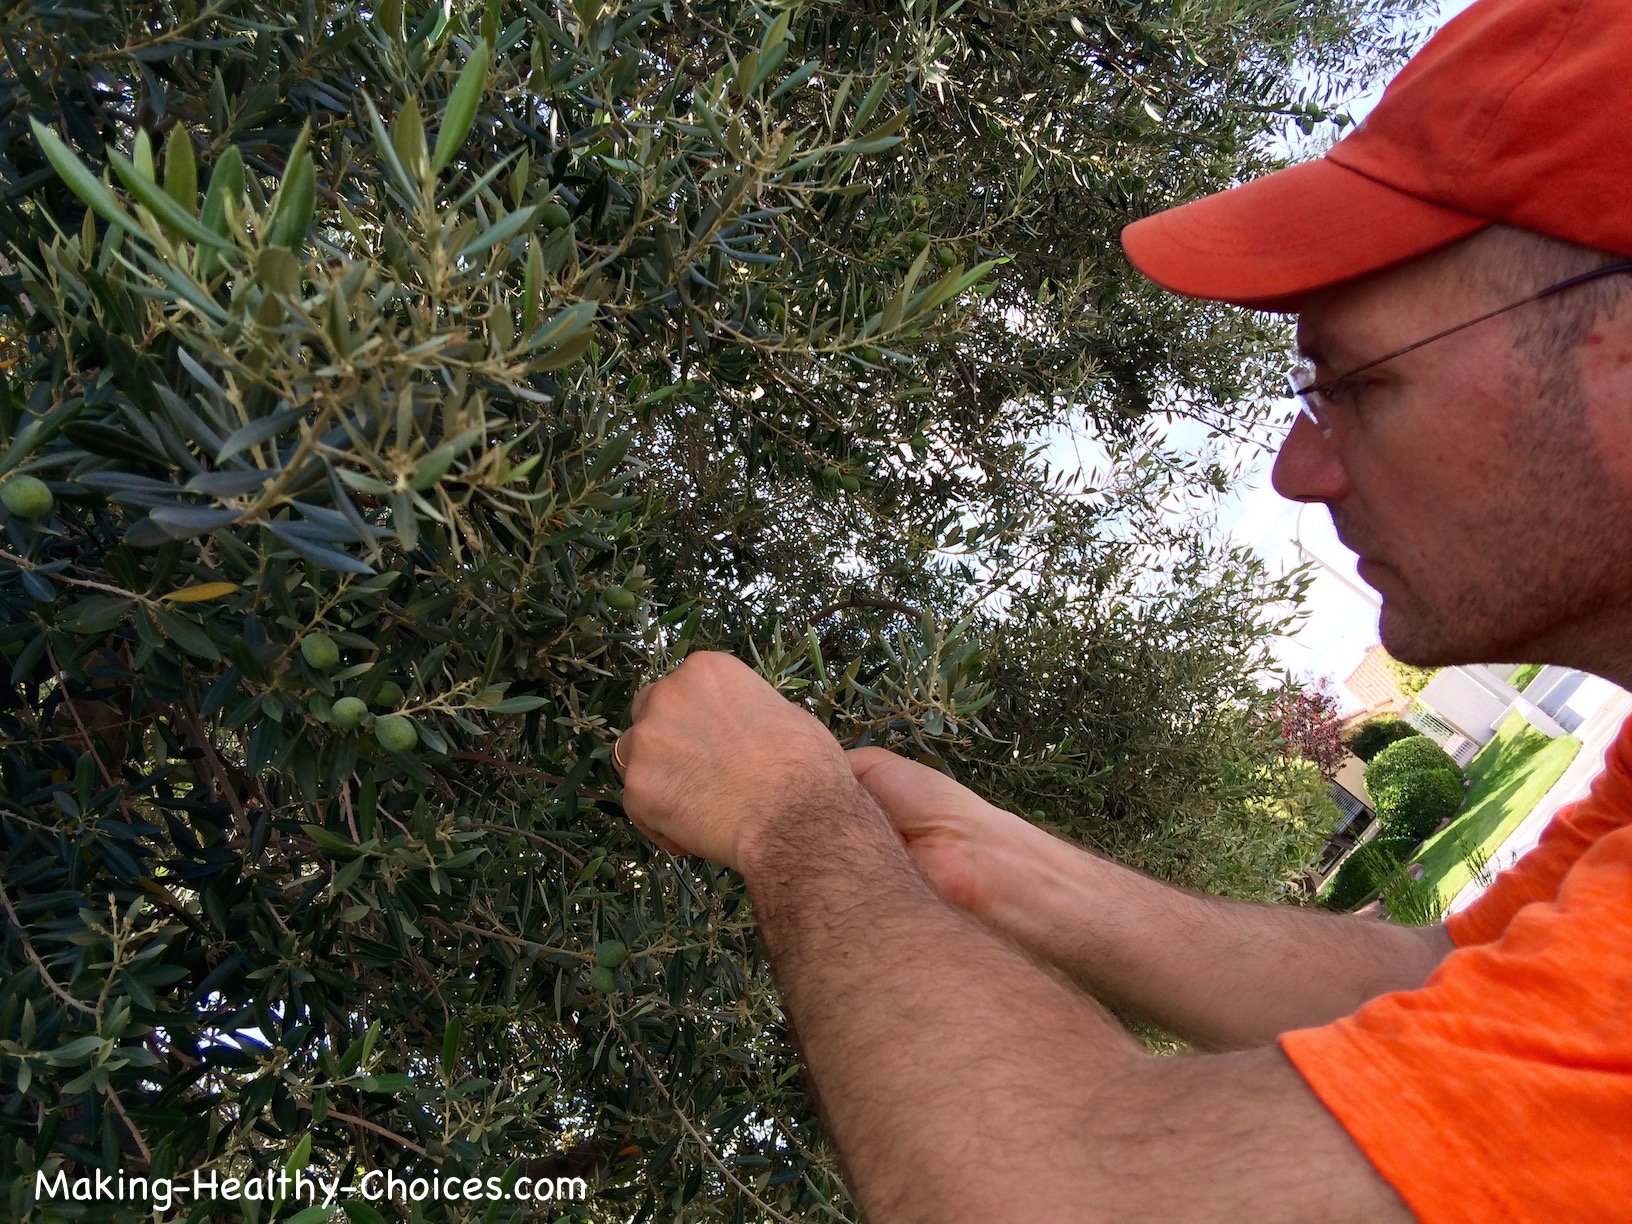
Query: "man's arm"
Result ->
[[618, 655, 1418, 1222], [739, 782, 1414, 1222], [850, 748, 1455, 1051]]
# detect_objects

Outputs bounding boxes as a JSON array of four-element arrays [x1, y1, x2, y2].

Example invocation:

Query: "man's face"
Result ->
[[1271, 232, 1632, 677]]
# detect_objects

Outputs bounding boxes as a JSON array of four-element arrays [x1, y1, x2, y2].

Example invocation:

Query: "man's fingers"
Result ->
[[626, 805, 687, 856], [846, 746, 904, 782], [629, 680, 656, 723]]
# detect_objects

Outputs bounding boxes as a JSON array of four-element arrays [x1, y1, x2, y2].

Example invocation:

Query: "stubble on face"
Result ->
[[1356, 247, 1632, 674], [1364, 396, 1612, 672]]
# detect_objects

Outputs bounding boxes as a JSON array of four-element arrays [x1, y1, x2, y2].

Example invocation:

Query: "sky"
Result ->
[[1175, 0, 1480, 710]]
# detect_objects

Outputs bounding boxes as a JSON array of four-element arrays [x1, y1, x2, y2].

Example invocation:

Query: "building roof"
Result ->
[[1344, 644, 1410, 714]]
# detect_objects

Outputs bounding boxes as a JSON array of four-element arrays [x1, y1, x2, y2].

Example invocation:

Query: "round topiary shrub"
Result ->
[[1348, 716, 1419, 763], [1375, 768, 1465, 841], [1365, 734, 1462, 796]]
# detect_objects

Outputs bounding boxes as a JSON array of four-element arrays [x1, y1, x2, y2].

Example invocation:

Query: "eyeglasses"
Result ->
[[1286, 259, 1632, 438]]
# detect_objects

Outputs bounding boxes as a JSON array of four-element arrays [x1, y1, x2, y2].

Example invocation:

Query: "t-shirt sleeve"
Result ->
[[1446, 725, 1632, 947], [1278, 723, 1632, 1223]]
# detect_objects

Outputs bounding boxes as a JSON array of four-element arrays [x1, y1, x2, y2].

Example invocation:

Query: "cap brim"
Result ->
[[1120, 158, 1491, 312]]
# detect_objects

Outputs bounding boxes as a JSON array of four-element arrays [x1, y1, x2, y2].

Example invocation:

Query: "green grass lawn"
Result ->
[[1413, 711, 1581, 905], [1507, 663, 1544, 691]]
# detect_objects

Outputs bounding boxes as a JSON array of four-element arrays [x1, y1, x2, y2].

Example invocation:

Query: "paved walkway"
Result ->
[[1446, 685, 1632, 915]]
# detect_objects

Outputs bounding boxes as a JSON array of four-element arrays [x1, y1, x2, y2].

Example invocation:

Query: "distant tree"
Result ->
[[1385, 649, 1438, 700], [1274, 678, 1347, 780]]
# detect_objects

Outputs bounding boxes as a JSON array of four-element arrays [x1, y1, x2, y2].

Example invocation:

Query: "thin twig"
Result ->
[[441, 918, 571, 959], [326, 1109, 431, 1159], [623, 1038, 797, 1223], [43, 644, 120, 797], [338, 779, 360, 842], [463, 821, 586, 869], [448, 750, 610, 803], [0, 879, 96, 1017], [0, 549, 158, 607], [103, 1087, 153, 1166], [165, 702, 251, 835], [795, 595, 923, 638]]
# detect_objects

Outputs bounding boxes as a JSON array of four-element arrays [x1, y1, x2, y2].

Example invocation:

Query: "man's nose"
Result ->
[[1270, 412, 1349, 505]]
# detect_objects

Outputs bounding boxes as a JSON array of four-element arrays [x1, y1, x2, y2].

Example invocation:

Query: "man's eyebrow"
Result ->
[[1293, 333, 1359, 369]]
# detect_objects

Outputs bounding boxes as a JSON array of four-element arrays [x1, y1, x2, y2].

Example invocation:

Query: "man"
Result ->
[[616, 0, 1632, 1217]]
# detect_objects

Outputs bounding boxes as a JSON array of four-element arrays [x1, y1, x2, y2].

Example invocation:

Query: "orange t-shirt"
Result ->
[[1279, 715, 1632, 1222]]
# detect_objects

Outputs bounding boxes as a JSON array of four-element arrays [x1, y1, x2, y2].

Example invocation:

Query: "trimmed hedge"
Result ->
[[1323, 834, 1419, 911], [1348, 716, 1419, 763], [1375, 768, 1465, 840], [1365, 734, 1462, 795], [1368, 833, 1422, 864]]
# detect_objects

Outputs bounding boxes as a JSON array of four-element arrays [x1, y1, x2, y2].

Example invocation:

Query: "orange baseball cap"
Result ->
[[1121, 0, 1632, 312]]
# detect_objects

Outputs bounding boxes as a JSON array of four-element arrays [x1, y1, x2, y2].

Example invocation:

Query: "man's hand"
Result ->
[[618, 652, 858, 871], [846, 747, 1044, 918]]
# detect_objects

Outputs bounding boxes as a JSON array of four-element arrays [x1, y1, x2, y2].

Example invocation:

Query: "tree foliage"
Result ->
[[1374, 768, 1463, 842], [1272, 675, 1345, 781], [1, 0, 1431, 1218], [1364, 734, 1461, 796], [1383, 649, 1437, 701], [1347, 714, 1417, 763], [1321, 831, 1417, 912]]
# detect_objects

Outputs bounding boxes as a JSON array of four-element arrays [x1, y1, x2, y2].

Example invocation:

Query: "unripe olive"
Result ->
[[372, 680, 405, 708], [300, 634, 340, 671], [605, 586, 637, 611], [331, 696, 368, 729], [589, 965, 618, 993], [375, 713, 418, 753], [840, 473, 861, 493], [538, 200, 571, 228], [934, 246, 957, 267], [0, 475, 53, 520], [595, 939, 629, 968], [909, 231, 930, 252]]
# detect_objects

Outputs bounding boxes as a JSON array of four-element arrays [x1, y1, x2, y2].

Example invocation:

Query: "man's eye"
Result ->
[[1323, 378, 1368, 408]]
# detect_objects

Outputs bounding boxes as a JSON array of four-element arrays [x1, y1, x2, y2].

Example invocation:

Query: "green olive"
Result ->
[[594, 939, 629, 968], [934, 246, 957, 267], [910, 231, 931, 252], [0, 475, 53, 520], [840, 473, 861, 493], [372, 680, 405, 708], [375, 713, 418, 753], [605, 586, 637, 611], [331, 696, 369, 729], [300, 634, 340, 671], [589, 965, 618, 993], [538, 200, 571, 228]]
